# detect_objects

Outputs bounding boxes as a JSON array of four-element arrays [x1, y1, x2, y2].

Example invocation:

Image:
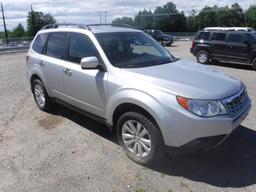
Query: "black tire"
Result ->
[[32, 79, 54, 111], [117, 111, 165, 165], [196, 50, 210, 64], [252, 58, 256, 71]]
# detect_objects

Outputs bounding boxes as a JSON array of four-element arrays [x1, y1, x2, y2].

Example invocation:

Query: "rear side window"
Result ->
[[196, 32, 210, 40], [68, 33, 98, 64], [32, 33, 48, 54], [212, 33, 226, 41], [228, 34, 245, 43], [46, 32, 69, 59]]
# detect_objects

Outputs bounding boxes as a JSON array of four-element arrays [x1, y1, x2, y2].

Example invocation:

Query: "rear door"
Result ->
[[210, 32, 227, 60], [226, 33, 250, 62]]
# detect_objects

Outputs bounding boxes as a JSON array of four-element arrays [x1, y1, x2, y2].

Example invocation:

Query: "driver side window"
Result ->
[[68, 33, 98, 64]]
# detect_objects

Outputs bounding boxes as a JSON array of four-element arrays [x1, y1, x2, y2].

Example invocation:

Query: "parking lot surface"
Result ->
[[0, 41, 255, 192]]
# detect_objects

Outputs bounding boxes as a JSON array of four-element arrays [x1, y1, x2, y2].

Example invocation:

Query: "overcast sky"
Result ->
[[0, 0, 254, 30]]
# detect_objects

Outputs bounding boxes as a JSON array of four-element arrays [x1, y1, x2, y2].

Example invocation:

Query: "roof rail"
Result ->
[[41, 23, 90, 30], [41, 23, 137, 31], [87, 23, 137, 29]]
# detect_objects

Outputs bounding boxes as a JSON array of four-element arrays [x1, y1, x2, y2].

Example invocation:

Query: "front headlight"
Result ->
[[176, 96, 227, 117]]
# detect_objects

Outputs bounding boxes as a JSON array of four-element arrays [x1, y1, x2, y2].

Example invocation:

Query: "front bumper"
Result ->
[[160, 94, 251, 152], [166, 134, 227, 155]]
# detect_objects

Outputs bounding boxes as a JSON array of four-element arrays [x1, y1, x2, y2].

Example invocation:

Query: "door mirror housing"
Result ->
[[81, 57, 100, 70]]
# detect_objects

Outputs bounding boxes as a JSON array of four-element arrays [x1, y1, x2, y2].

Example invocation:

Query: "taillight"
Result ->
[[26, 53, 29, 63], [191, 41, 195, 49]]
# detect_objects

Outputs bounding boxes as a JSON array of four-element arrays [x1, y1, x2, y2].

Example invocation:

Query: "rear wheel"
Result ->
[[117, 112, 165, 165], [32, 79, 54, 111], [196, 50, 210, 64]]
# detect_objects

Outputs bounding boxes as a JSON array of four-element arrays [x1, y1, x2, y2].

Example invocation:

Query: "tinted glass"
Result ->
[[246, 33, 256, 44], [212, 33, 226, 41], [68, 33, 98, 64], [46, 32, 69, 59], [197, 32, 210, 40], [96, 32, 175, 68], [32, 33, 48, 54], [228, 34, 245, 43]]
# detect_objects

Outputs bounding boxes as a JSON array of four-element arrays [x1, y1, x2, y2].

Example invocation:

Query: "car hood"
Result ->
[[121, 59, 242, 100]]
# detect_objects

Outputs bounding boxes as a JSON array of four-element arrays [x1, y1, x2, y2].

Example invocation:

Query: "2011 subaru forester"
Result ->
[[26, 24, 251, 165]]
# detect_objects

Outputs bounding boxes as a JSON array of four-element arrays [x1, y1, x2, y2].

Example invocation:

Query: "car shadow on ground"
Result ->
[[50, 105, 256, 188], [211, 61, 254, 71]]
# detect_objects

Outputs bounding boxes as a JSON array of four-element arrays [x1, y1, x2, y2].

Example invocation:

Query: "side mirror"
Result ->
[[81, 56, 100, 70]]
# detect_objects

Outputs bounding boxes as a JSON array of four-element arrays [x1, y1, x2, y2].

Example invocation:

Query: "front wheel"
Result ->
[[196, 50, 210, 64], [252, 58, 256, 71], [117, 112, 165, 165]]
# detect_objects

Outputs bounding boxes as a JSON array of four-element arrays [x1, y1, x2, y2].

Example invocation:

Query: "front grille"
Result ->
[[223, 88, 249, 116]]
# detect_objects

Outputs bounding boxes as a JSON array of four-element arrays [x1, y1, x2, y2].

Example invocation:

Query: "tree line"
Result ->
[[0, 11, 55, 39], [1, 1, 255, 39], [112, 2, 256, 32]]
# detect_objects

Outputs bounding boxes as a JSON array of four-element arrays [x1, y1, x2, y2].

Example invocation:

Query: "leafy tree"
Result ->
[[27, 11, 56, 36], [11, 23, 26, 38], [246, 5, 256, 29], [134, 9, 153, 29], [196, 6, 217, 30], [112, 17, 134, 26]]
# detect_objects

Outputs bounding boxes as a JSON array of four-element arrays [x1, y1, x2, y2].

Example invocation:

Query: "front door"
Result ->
[[226, 33, 250, 62], [61, 32, 108, 118]]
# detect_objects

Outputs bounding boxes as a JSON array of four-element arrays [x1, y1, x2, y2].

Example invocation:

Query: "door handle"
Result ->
[[64, 68, 72, 76]]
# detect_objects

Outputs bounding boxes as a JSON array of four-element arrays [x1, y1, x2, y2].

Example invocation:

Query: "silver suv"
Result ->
[[26, 24, 251, 165]]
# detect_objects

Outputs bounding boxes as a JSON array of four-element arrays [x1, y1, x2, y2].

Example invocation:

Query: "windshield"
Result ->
[[95, 32, 175, 68]]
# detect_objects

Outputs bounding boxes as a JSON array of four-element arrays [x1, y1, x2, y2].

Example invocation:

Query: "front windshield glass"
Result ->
[[96, 32, 175, 68]]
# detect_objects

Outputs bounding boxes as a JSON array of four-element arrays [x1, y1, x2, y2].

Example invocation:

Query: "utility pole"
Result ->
[[99, 11, 108, 24], [104, 11, 107, 24], [1, 2, 8, 42], [99, 11, 102, 24], [31, 5, 35, 36], [244, 13, 247, 27]]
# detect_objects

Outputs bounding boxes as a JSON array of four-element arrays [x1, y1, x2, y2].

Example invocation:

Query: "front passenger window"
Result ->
[[68, 33, 98, 64]]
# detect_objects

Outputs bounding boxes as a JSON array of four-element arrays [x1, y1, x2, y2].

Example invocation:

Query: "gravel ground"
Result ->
[[0, 41, 255, 192]]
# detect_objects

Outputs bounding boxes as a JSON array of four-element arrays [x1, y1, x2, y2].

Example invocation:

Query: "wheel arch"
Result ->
[[105, 89, 170, 133], [29, 68, 52, 96], [112, 103, 158, 130]]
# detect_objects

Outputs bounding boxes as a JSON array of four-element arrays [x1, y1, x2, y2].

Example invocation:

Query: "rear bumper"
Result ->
[[190, 48, 196, 55]]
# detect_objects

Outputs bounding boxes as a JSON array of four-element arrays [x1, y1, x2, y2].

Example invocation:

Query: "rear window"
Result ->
[[212, 33, 226, 41], [228, 34, 245, 43], [32, 33, 48, 54], [196, 32, 210, 40], [46, 32, 69, 59]]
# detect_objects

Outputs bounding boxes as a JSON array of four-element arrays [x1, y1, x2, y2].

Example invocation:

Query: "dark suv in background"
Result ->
[[144, 29, 174, 46], [190, 30, 256, 70]]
